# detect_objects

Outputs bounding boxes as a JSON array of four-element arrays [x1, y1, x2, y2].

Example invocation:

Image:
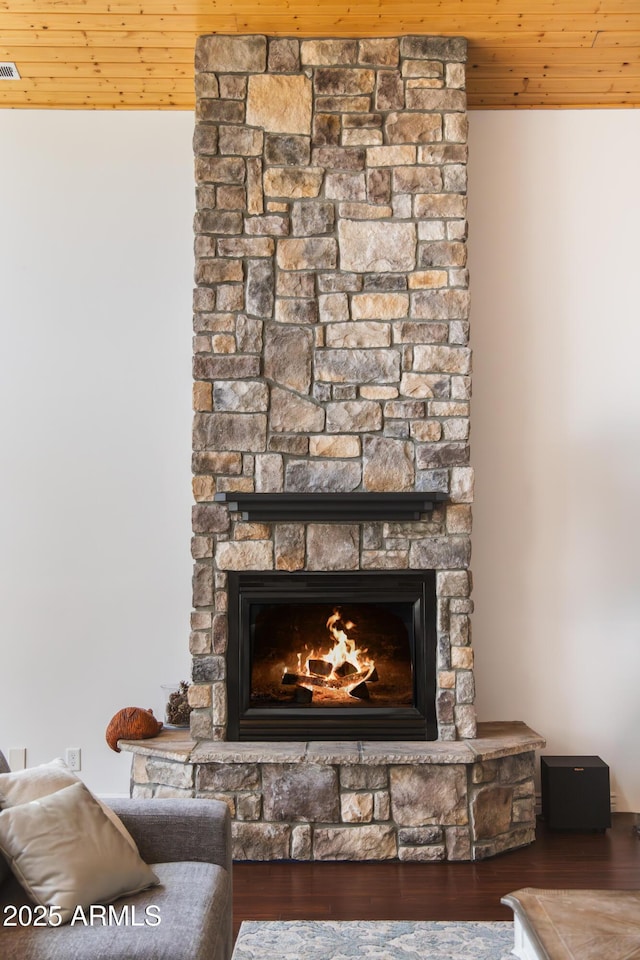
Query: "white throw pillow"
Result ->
[[0, 781, 159, 924], [0, 757, 137, 851]]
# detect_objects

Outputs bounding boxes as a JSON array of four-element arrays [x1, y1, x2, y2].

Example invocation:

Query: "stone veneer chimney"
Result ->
[[189, 34, 476, 744]]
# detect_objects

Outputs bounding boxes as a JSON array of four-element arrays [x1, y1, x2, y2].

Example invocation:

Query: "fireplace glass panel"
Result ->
[[227, 571, 437, 740], [250, 602, 414, 708]]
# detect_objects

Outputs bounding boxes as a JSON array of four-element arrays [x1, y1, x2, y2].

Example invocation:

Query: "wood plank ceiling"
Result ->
[[1, 0, 639, 109]]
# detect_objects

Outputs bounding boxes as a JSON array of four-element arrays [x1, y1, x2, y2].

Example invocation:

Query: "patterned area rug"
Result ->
[[232, 920, 515, 959]]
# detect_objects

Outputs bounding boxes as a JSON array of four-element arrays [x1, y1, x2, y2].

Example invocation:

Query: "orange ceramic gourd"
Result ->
[[105, 707, 163, 752]]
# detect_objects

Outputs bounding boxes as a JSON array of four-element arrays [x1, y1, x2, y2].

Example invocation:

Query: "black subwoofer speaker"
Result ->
[[541, 755, 611, 831]]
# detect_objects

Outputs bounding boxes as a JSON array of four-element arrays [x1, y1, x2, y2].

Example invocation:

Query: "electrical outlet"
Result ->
[[65, 747, 81, 771], [9, 748, 26, 770]]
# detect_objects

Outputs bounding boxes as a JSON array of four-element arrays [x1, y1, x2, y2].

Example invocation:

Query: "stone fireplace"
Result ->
[[121, 32, 545, 862]]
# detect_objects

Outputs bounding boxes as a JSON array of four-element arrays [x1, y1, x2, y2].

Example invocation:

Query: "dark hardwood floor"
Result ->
[[233, 814, 640, 938]]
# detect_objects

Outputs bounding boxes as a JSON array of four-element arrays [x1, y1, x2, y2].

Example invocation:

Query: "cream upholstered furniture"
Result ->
[[0, 750, 233, 960]]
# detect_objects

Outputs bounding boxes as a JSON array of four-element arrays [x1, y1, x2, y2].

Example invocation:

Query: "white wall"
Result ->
[[468, 110, 640, 811], [0, 110, 195, 794], [1, 107, 639, 808]]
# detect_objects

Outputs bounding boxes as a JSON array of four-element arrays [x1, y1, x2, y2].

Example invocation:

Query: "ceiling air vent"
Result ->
[[0, 63, 21, 80]]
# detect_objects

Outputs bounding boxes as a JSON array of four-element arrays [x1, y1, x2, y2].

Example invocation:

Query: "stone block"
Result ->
[[275, 523, 306, 571], [195, 34, 266, 73], [143, 760, 194, 791], [244, 214, 289, 237], [318, 293, 350, 323], [301, 40, 358, 65], [326, 400, 382, 432], [314, 826, 396, 861], [338, 201, 391, 218], [363, 436, 415, 492], [193, 356, 260, 381], [367, 168, 391, 204], [263, 167, 324, 200], [398, 845, 446, 862], [393, 166, 443, 194], [351, 293, 409, 320], [270, 387, 325, 433], [247, 74, 312, 135], [191, 655, 224, 683], [212, 380, 269, 413], [471, 786, 513, 840], [450, 466, 474, 503], [245, 260, 274, 318], [263, 323, 313, 394], [307, 524, 359, 570], [325, 172, 367, 202], [406, 88, 466, 112], [292, 200, 335, 236], [338, 220, 416, 272], [444, 113, 469, 143], [375, 70, 404, 110], [277, 238, 337, 271], [314, 67, 375, 96], [340, 766, 387, 790], [218, 125, 263, 157], [291, 825, 312, 860], [262, 764, 339, 821], [436, 570, 470, 598], [277, 272, 316, 298], [236, 793, 262, 821], [315, 348, 400, 384], [397, 826, 443, 845], [268, 38, 300, 73], [359, 39, 399, 66], [309, 435, 361, 458], [197, 762, 260, 792], [205, 413, 267, 453], [390, 765, 468, 827], [385, 112, 442, 144], [342, 129, 383, 147], [325, 322, 391, 347], [410, 537, 471, 570], [411, 290, 470, 321], [264, 134, 310, 167], [413, 345, 471, 374], [445, 827, 472, 861], [192, 504, 231, 535], [313, 113, 341, 146], [418, 242, 467, 269], [341, 793, 374, 823], [195, 156, 245, 185], [455, 704, 477, 739], [233, 823, 291, 861], [416, 442, 469, 469], [255, 453, 284, 492], [196, 99, 244, 124], [215, 540, 273, 571], [275, 298, 319, 325], [373, 791, 391, 821], [285, 459, 361, 493], [366, 145, 415, 167], [192, 564, 214, 606]]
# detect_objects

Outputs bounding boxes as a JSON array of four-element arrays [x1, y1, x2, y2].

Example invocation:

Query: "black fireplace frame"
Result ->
[[227, 570, 438, 741]]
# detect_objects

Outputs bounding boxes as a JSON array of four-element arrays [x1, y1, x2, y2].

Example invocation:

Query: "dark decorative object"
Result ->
[[105, 707, 163, 753], [165, 681, 192, 727]]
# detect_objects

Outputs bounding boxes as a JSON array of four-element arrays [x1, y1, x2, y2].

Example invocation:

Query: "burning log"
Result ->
[[294, 685, 313, 704], [282, 667, 373, 690], [307, 659, 333, 677], [348, 681, 370, 700]]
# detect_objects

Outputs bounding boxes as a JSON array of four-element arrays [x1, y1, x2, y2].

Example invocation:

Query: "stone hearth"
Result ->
[[121, 723, 544, 861]]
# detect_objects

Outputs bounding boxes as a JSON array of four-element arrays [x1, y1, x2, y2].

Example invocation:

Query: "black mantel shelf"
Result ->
[[213, 492, 448, 522]]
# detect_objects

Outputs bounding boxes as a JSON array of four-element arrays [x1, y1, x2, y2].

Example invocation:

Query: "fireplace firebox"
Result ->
[[227, 571, 437, 741]]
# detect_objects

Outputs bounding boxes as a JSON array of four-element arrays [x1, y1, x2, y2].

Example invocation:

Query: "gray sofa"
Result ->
[[0, 751, 233, 960]]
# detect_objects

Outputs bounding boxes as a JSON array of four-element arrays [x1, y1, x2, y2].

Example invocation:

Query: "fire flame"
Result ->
[[297, 608, 375, 685]]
